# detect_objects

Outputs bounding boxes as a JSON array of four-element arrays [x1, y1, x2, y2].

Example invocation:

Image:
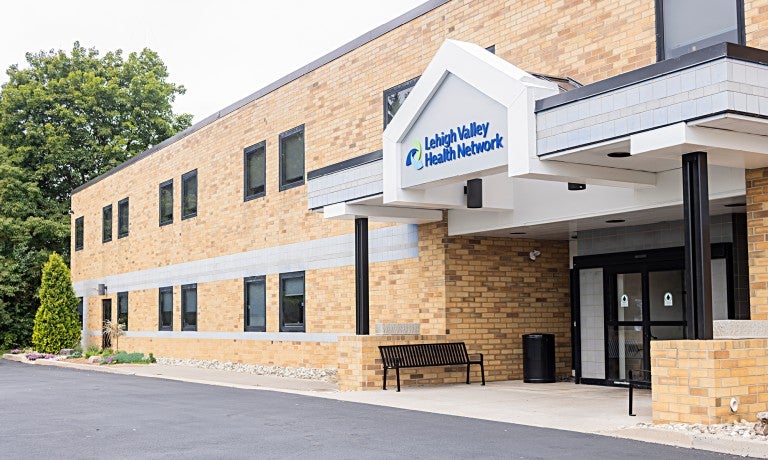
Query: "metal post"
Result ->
[[682, 152, 713, 339], [355, 217, 370, 335]]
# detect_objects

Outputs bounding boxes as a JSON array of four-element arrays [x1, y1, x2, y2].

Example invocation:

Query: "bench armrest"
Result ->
[[468, 353, 483, 363]]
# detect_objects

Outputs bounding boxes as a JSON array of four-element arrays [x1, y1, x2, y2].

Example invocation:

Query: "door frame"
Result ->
[[573, 243, 733, 386]]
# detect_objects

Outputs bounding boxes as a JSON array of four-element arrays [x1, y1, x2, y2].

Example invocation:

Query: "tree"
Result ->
[[32, 253, 80, 353], [0, 43, 191, 348]]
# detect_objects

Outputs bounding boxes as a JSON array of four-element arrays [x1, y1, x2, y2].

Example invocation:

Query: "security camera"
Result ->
[[529, 250, 541, 261]]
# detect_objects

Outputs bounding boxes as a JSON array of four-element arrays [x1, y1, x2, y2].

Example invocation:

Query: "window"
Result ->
[[181, 284, 197, 331], [159, 179, 173, 226], [159, 287, 173, 331], [280, 272, 305, 332], [279, 125, 304, 191], [244, 141, 266, 201], [77, 297, 83, 328], [244, 276, 266, 332], [182, 170, 198, 219], [656, 0, 745, 60], [117, 198, 129, 238], [383, 76, 419, 128], [117, 291, 128, 330], [74, 216, 84, 251], [102, 205, 112, 243]]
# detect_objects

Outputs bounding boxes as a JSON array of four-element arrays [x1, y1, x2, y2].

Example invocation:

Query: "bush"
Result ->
[[84, 345, 101, 358], [66, 351, 82, 359], [31, 253, 80, 354], [100, 352, 153, 365]]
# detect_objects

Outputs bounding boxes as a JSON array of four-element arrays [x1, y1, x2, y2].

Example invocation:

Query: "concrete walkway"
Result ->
[[4, 355, 767, 458]]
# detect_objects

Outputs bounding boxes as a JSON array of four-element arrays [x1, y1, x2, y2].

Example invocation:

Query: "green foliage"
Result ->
[[84, 344, 101, 358], [31, 253, 80, 353], [0, 43, 191, 348], [101, 351, 152, 364], [66, 351, 82, 359]]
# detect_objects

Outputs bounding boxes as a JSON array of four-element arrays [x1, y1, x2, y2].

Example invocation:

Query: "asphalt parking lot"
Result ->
[[0, 360, 747, 459]]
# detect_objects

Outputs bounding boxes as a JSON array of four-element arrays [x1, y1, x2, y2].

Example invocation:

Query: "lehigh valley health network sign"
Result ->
[[400, 73, 508, 188]]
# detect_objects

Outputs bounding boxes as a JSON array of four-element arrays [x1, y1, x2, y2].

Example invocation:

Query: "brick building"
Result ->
[[71, 0, 768, 424]]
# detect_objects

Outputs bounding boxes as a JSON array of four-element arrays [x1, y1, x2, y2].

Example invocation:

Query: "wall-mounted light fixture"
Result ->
[[465, 178, 483, 209], [97, 284, 107, 295], [529, 250, 541, 261]]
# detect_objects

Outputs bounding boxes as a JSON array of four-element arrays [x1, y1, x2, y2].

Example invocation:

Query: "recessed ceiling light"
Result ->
[[607, 152, 631, 158], [605, 219, 625, 223], [509, 231, 527, 235], [724, 202, 746, 207]]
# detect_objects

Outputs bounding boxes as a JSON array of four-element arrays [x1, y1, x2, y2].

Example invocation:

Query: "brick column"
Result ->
[[746, 168, 768, 320]]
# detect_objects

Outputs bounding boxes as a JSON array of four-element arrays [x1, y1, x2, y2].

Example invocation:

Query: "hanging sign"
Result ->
[[664, 292, 673, 307], [620, 294, 629, 308]]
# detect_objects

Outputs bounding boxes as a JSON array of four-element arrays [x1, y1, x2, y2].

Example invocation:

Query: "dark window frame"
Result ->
[[158, 286, 173, 331], [181, 169, 198, 220], [181, 283, 198, 331], [655, 0, 745, 61], [102, 204, 112, 243], [159, 179, 174, 226], [117, 198, 129, 239], [75, 216, 84, 251], [77, 297, 84, 329], [244, 141, 267, 201], [278, 125, 305, 191], [117, 291, 129, 331], [244, 276, 267, 332], [279, 271, 305, 332], [383, 76, 420, 129]]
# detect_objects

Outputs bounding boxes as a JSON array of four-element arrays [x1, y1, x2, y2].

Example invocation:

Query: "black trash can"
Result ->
[[522, 333, 556, 383]]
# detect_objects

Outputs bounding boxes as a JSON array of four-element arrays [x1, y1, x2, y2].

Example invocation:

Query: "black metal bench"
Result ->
[[378, 342, 485, 392], [628, 369, 651, 416]]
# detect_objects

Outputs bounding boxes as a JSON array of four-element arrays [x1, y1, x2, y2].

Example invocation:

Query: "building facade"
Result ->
[[71, 0, 768, 424]]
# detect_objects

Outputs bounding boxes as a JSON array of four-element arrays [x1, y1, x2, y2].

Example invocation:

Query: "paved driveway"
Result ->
[[0, 360, 743, 459]]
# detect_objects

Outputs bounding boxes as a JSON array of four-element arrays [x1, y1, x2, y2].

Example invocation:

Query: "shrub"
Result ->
[[85, 345, 101, 358], [100, 352, 153, 365], [102, 320, 124, 351], [66, 351, 83, 359], [31, 253, 80, 354]]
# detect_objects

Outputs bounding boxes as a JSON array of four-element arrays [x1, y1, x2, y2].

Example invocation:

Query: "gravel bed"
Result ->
[[637, 421, 768, 442], [155, 357, 338, 383]]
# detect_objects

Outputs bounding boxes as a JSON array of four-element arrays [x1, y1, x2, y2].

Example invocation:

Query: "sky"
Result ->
[[0, 0, 425, 122]]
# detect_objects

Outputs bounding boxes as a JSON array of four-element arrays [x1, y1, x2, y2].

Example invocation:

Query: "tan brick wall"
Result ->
[[746, 168, 768, 320], [444, 236, 572, 381], [71, 0, 663, 282], [651, 339, 768, 424]]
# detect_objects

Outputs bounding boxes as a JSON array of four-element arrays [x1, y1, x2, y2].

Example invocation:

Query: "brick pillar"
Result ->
[[746, 168, 768, 320]]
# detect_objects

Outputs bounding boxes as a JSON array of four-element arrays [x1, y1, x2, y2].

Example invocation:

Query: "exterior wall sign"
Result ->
[[400, 73, 508, 188]]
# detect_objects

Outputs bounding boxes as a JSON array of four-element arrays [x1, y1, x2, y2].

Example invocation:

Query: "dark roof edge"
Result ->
[[307, 150, 382, 180], [535, 43, 768, 113], [72, 0, 451, 195]]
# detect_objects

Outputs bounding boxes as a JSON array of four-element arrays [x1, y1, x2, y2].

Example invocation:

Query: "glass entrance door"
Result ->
[[606, 269, 686, 382]]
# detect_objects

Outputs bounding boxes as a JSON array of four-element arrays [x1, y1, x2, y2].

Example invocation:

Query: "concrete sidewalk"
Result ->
[[4, 354, 767, 458]]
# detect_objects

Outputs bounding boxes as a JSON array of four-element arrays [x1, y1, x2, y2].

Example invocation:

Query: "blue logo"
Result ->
[[405, 141, 424, 170]]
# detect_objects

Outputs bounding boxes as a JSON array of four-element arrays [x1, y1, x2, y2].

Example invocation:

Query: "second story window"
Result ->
[[182, 170, 198, 219], [279, 125, 304, 191], [383, 76, 419, 128], [74, 216, 84, 251], [117, 198, 129, 238], [244, 141, 266, 201], [656, 0, 745, 60], [102, 205, 112, 243], [159, 179, 173, 226]]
